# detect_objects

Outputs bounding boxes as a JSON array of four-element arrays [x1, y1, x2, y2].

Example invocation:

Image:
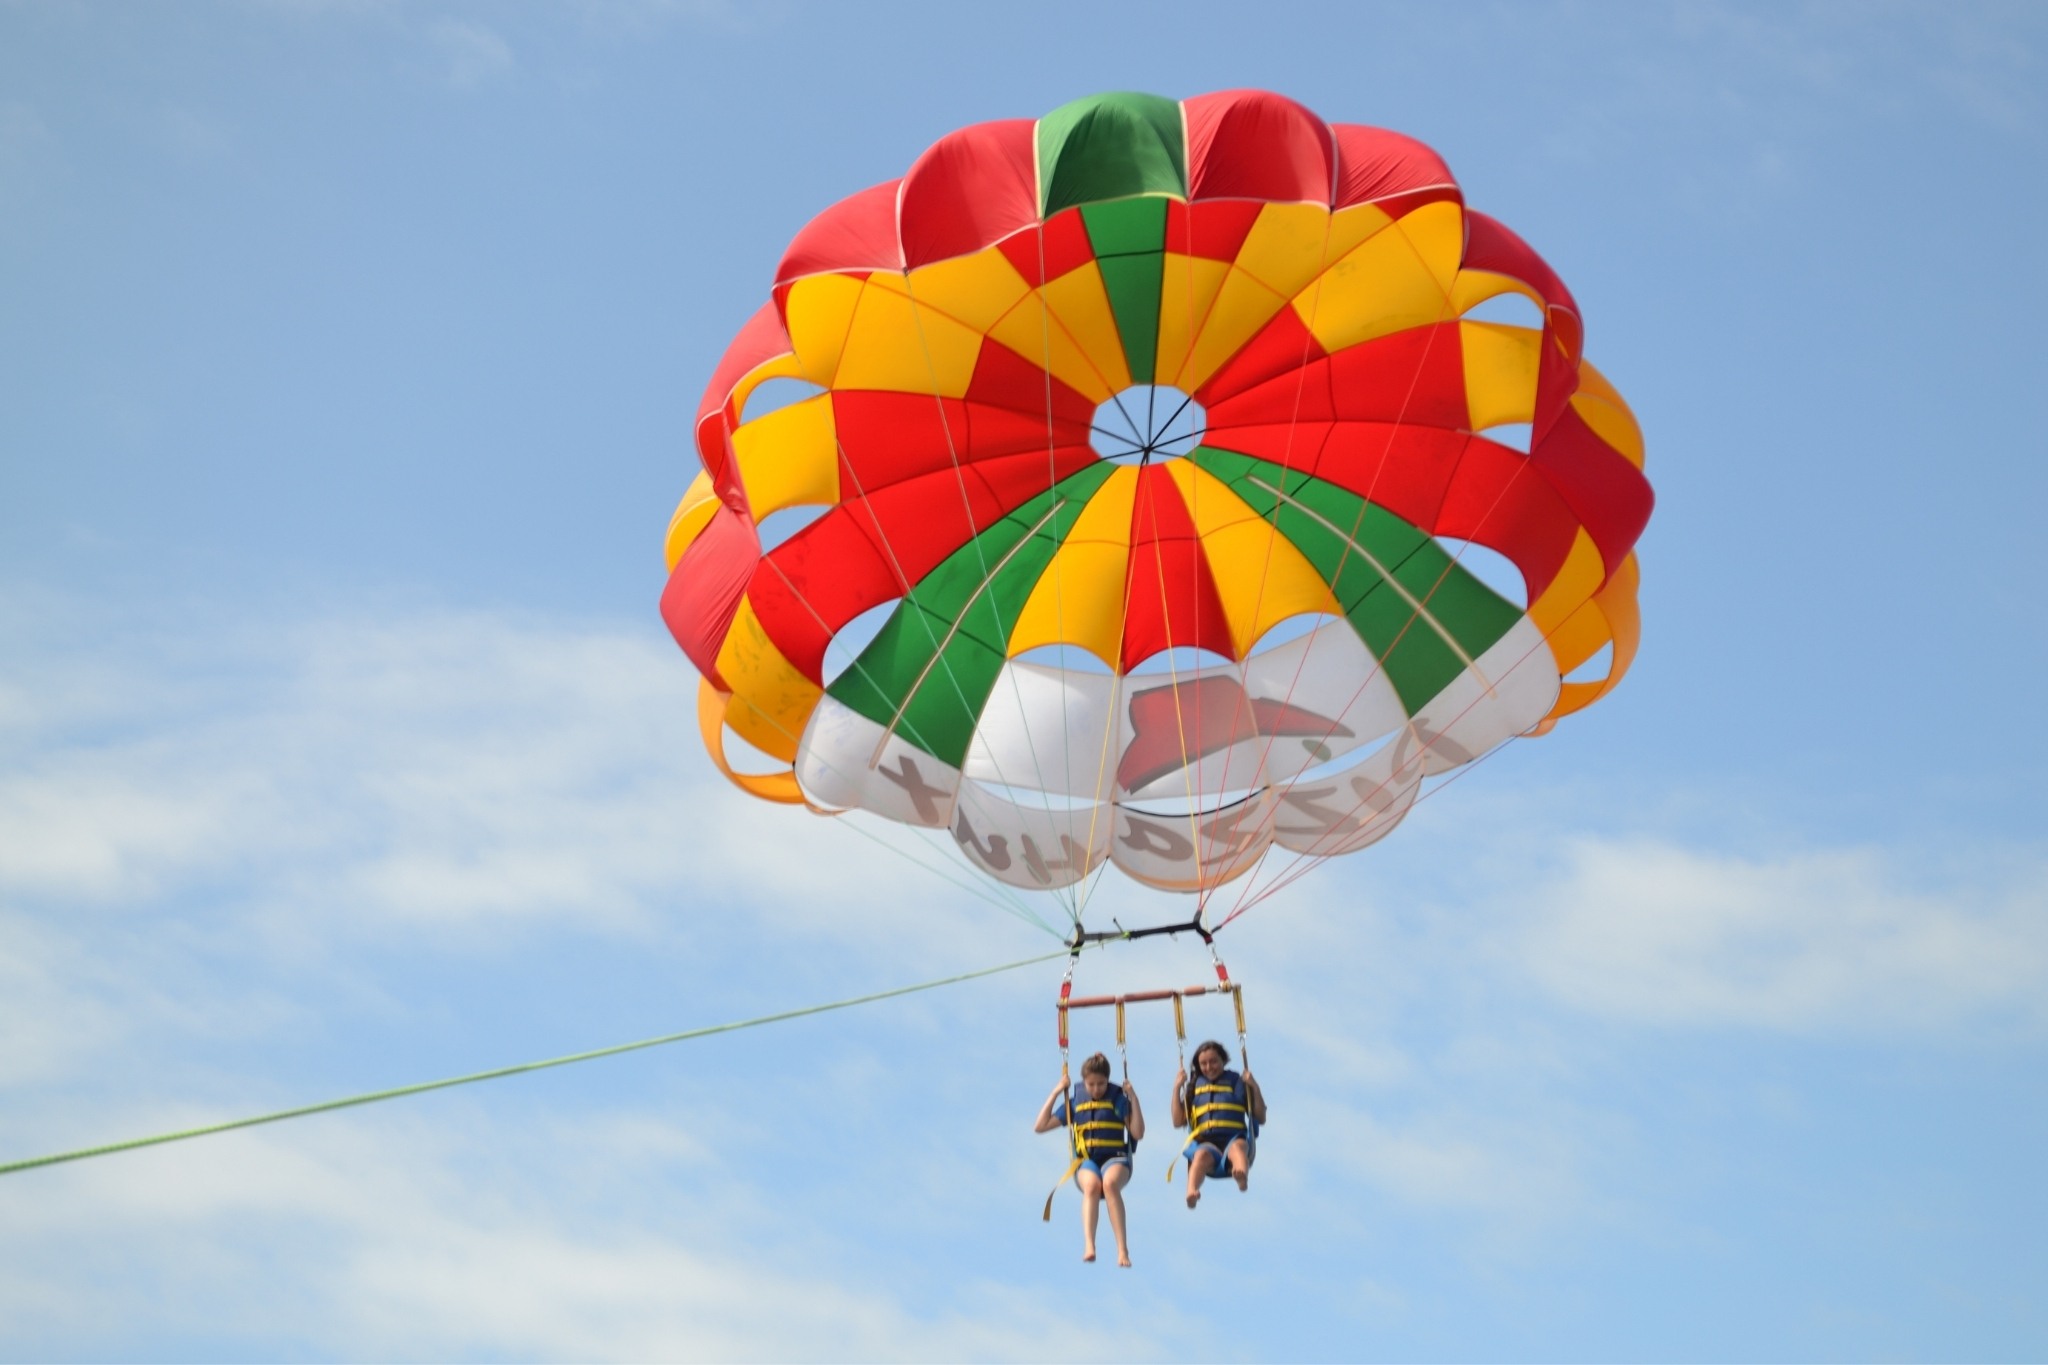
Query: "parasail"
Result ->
[[661, 89, 1650, 915]]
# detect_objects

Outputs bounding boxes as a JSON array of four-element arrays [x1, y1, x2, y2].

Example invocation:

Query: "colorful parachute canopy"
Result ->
[[662, 89, 1650, 897]]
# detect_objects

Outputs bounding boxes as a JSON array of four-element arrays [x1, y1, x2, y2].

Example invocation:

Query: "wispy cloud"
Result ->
[[429, 18, 516, 90], [0, 598, 1012, 943], [1506, 838, 2048, 1032], [4, 592, 2042, 1353], [0, 1108, 1188, 1360]]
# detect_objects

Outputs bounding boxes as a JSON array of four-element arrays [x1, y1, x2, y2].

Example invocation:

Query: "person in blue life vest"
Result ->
[[1170, 1040, 1266, 1209], [1034, 1052, 1146, 1266]]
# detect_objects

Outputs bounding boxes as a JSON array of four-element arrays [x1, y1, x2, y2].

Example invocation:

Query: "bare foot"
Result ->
[[1083, 1247, 1096, 1262], [1186, 1188, 1201, 1209], [1234, 1171, 1248, 1191], [1118, 1252, 1132, 1267]]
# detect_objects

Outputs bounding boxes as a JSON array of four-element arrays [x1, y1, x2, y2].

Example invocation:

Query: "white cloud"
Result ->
[[429, 18, 515, 90], [0, 1109, 1185, 1361], [4, 592, 2044, 1354], [0, 600, 1021, 945], [1505, 838, 2048, 1032], [0, 596, 1066, 1091]]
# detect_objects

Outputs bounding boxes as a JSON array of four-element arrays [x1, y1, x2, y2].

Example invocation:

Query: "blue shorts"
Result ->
[[1076, 1154, 1132, 1178], [1184, 1134, 1254, 1171]]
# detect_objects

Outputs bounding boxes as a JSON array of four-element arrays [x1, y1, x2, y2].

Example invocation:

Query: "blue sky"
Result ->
[[2, 1, 2044, 1359]]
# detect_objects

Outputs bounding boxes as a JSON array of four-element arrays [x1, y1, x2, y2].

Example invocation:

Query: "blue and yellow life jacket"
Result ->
[[1061, 1081, 1133, 1162], [1186, 1069, 1258, 1149]]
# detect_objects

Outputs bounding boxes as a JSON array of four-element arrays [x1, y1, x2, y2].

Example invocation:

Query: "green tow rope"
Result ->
[[0, 949, 1070, 1178]]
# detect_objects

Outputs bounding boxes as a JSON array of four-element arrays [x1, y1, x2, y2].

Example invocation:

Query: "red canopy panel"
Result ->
[[963, 336, 1099, 423], [899, 119, 1039, 269], [774, 179, 905, 289], [1184, 89, 1336, 204], [660, 504, 761, 689], [1206, 323, 1471, 433], [1195, 307, 1330, 407], [1464, 210, 1583, 440], [1433, 438, 1583, 601], [1331, 124, 1462, 216], [1123, 464, 1234, 670], [1164, 198, 1267, 263], [693, 302, 794, 510], [750, 445, 1097, 684], [832, 391, 1094, 497], [1528, 406, 1654, 577], [995, 207, 1095, 288]]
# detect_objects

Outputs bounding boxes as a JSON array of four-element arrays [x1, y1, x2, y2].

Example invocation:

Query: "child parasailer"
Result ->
[[1034, 1052, 1146, 1265], [1171, 1040, 1265, 1208]]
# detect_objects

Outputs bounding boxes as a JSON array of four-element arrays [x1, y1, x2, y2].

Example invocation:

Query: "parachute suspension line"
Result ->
[[900, 273, 1082, 929], [1044, 955, 1083, 1221], [1218, 484, 1544, 924], [696, 644, 1053, 932], [816, 421, 1067, 923], [1222, 563, 1561, 922], [834, 809, 1063, 936], [1165, 990, 1186, 1183], [1141, 474, 1212, 898], [866, 497, 1068, 766], [0, 947, 1075, 1179], [1248, 480, 1492, 686], [738, 561, 1057, 933], [763, 297, 1054, 915], [1186, 204, 1343, 926], [1217, 675, 1534, 928], [1072, 426, 1147, 928], [1216, 420, 1551, 926], [1214, 207, 1348, 925], [1031, 222, 1087, 928], [1213, 276, 1459, 929]]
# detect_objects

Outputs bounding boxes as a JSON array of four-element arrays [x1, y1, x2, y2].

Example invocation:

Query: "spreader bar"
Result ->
[[1064, 915, 1212, 950], [1063, 985, 1237, 1010]]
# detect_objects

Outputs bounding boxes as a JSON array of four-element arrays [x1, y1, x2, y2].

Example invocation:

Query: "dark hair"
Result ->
[[1079, 1051, 1111, 1080], [1187, 1040, 1230, 1116]]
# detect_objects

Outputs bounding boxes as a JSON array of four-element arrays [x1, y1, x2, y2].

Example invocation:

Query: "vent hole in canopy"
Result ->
[[1090, 385, 1205, 464]]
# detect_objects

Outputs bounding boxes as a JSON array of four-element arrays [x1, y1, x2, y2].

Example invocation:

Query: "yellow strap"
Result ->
[[1042, 1155, 1084, 1222], [1235, 984, 1250, 1075], [1166, 992, 1187, 1183], [1043, 1063, 1077, 1220]]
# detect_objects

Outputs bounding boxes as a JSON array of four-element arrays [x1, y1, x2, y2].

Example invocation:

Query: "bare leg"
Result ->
[[1076, 1167, 1103, 1261], [1103, 1162, 1134, 1266], [1227, 1138, 1252, 1191], [1186, 1147, 1216, 1209]]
